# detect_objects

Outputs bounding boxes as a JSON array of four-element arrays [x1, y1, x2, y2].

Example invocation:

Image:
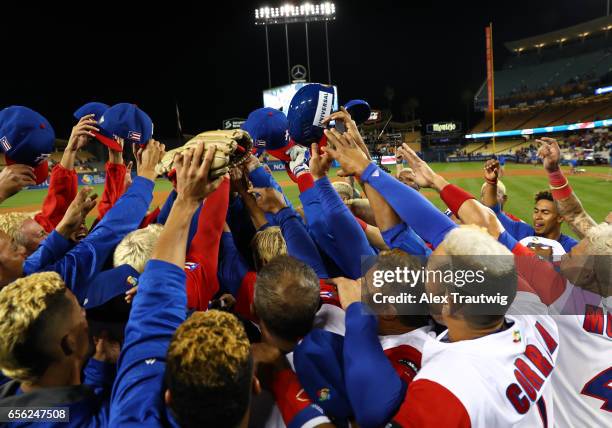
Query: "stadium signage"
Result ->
[[465, 118, 612, 139], [222, 118, 246, 130], [427, 122, 461, 133]]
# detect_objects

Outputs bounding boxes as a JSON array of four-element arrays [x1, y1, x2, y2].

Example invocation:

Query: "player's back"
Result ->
[[550, 286, 612, 427], [390, 314, 559, 427]]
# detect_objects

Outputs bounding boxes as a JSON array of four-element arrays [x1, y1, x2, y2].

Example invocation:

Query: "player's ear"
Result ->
[[557, 215, 564, 224], [252, 375, 262, 395], [164, 389, 172, 406]]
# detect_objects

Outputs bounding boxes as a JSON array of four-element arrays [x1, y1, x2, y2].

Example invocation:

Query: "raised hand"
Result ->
[[309, 142, 332, 180], [396, 143, 446, 190], [56, 187, 98, 239], [484, 158, 500, 183], [286, 144, 310, 177], [93, 331, 121, 364], [326, 277, 361, 310], [0, 164, 36, 203], [322, 107, 371, 160], [67, 114, 98, 152], [536, 137, 561, 172], [247, 186, 287, 214], [123, 161, 133, 191], [138, 140, 165, 181], [174, 143, 223, 203], [323, 128, 371, 176]]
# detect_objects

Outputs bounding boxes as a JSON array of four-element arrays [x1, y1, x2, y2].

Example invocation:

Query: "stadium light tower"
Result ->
[[254, 3, 337, 87]]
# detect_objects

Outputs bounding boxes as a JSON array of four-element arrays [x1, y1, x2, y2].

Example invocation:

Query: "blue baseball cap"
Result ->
[[287, 83, 335, 145], [97, 103, 153, 152], [73, 102, 109, 122], [294, 329, 352, 420], [344, 99, 371, 125], [242, 107, 291, 159], [0, 106, 54, 184]]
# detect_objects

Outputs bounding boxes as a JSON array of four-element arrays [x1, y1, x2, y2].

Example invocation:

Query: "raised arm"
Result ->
[[538, 137, 597, 239], [33, 117, 95, 231], [24, 141, 164, 301], [110, 143, 222, 426], [249, 186, 329, 279], [324, 131, 456, 248], [481, 158, 501, 209], [97, 144, 127, 221], [310, 142, 375, 278]]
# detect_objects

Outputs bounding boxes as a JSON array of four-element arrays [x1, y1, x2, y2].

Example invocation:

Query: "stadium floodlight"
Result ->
[[254, 2, 336, 25], [595, 85, 612, 95]]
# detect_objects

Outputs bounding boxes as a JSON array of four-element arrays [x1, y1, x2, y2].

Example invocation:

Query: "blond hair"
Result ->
[[167, 310, 250, 389], [251, 226, 287, 268], [0, 212, 35, 243], [442, 225, 514, 275], [0, 272, 66, 382], [585, 223, 612, 256], [332, 181, 359, 200], [113, 224, 164, 273], [585, 223, 612, 288]]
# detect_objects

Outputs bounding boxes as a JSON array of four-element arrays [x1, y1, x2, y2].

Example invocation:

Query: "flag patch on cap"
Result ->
[[0, 136, 12, 151], [127, 131, 142, 142]]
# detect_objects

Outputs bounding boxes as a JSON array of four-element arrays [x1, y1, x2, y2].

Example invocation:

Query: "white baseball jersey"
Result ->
[[549, 284, 612, 427], [390, 309, 559, 427]]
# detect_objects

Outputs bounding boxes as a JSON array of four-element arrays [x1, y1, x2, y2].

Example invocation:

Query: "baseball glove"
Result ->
[[156, 129, 253, 179]]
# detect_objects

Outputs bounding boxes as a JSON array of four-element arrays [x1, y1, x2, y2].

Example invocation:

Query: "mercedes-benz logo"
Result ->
[[291, 64, 307, 81]]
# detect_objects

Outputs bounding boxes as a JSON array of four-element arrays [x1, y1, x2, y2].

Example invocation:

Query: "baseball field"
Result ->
[[1, 162, 611, 238]]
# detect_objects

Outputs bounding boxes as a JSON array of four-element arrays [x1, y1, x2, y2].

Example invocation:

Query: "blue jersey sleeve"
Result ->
[[218, 232, 249, 296], [23, 230, 74, 276], [155, 189, 200, 251], [382, 223, 432, 257], [83, 358, 117, 394], [314, 177, 374, 278], [343, 302, 407, 428], [26, 177, 154, 303], [156, 189, 176, 225], [249, 166, 293, 225], [361, 163, 456, 248], [109, 260, 186, 427], [274, 207, 329, 279], [493, 204, 534, 240]]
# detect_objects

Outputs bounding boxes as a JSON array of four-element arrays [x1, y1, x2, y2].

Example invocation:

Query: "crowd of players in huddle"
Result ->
[[0, 86, 610, 428]]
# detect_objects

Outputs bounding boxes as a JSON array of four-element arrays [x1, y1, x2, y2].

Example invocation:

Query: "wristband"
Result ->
[[439, 184, 475, 216], [297, 172, 315, 193]]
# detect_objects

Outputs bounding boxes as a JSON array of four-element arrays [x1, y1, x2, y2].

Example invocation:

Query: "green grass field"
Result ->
[[2, 162, 611, 238]]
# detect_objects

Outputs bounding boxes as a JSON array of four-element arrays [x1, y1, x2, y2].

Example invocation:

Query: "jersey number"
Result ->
[[581, 367, 612, 412]]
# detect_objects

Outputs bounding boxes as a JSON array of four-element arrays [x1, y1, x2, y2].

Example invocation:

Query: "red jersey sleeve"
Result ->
[[234, 271, 258, 322], [34, 164, 78, 232], [391, 379, 471, 428], [97, 162, 127, 221], [512, 244, 567, 305], [184, 178, 230, 311]]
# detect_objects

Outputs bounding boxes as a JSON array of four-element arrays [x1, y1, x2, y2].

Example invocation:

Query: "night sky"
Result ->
[[1, 1, 607, 140]]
